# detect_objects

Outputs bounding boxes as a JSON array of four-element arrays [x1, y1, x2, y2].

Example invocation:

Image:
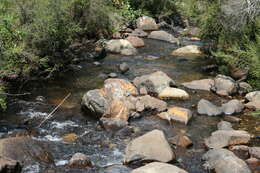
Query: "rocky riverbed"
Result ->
[[0, 16, 259, 173]]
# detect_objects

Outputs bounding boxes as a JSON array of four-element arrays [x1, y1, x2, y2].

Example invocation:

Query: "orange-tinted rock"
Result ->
[[62, 133, 78, 142], [169, 135, 193, 148]]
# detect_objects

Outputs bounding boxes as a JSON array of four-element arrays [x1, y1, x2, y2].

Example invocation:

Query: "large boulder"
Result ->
[[197, 99, 223, 116], [126, 36, 145, 48], [172, 45, 203, 56], [182, 79, 214, 91], [131, 162, 188, 173], [148, 31, 179, 44], [205, 130, 251, 149], [133, 71, 176, 96], [136, 16, 158, 31], [0, 157, 22, 173], [124, 130, 174, 163], [211, 75, 238, 96], [0, 137, 53, 165], [221, 99, 244, 115], [158, 87, 190, 100], [202, 148, 251, 173], [245, 91, 260, 110], [105, 39, 137, 55]]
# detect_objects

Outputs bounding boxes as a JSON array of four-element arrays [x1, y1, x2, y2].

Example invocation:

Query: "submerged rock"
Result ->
[[221, 99, 244, 115], [202, 148, 251, 173], [105, 39, 137, 55], [69, 153, 92, 168], [197, 99, 222, 116], [205, 130, 251, 149], [0, 137, 54, 165], [124, 130, 174, 163], [172, 45, 203, 56], [158, 87, 190, 100], [126, 36, 145, 48], [182, 79, 214, 91], [0, 157, 22, 173], [245, 91, 260, 110], [211, 75, 238, 96], [131, 162, 188, 173], [136, 16, 158, 31], [148, 31, 179, 44], [133, 71, 176, 96]]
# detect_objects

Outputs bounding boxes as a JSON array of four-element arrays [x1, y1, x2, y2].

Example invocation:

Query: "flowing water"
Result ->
[[0, 38, 259, 173]]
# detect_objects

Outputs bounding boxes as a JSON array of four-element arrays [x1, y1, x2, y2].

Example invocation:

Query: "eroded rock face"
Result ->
[[197, 99, 222, 116], [69, 153, 92, 168], [124, 130, 174, 163], [158, 87, 189, 100], [0, 137, 54, 165], [0, 157, 22, 173], [182, 79, 214, 91], [205, 130, 251, 149], [136, 16, 158, 31], [126, 36, 145, 48], [245, 91, 260, 110], [221, 99, 244, 115], [148, 31, 179, 44], [211, 75, 238, 96], [131, 162, 188, 173], [202, 148, 251, 173], [105, 39, 137, 55], [172, 45, 203, 56], [133, 71, 176, 96]]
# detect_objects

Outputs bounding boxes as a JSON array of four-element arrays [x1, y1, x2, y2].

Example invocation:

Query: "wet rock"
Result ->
[[197, 99, 223, 116], [119, 62, 130, 74], [148, 31, 179, 44], [0, 137, 53, 165], [131, 162, 188, 173], [0, 157, 22, 173], [158, 87, 190, 100], [205, 130, 251, 149], [62, 133, 78, 142], [128, 29, 148, 38], [82, 89, 108, 117], [105, 39, 137, 56], [221, 99, 244, 115], [101, 165, 132, 173], [172, 45, 203, 56], [126, 36, 145, 48], [108, 73, 118, 78], [135, 95, 167, 113], [69, 153, 92, 168], [249, 147, 260, 159], [211, 75, 238, 96], [202, 148, 251, 173], [217, 121, 233, 130], [223, 116, 242, 123], [100, 117, 128, 131], [238, 82, 253, 95], [133, 71, 176, 96], [182, 79, 214, 91], [246, 158, 260, 173], [245, 91, 260, 110], [229, 145, 249, 160], [136, 16, 158, 31], [168, 135, 193, 148], [124, 130, 174, 163], [167, 107, 192, 125]]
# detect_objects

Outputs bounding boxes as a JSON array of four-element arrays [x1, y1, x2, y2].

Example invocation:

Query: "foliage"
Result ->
[[0, 87, 7, 111]]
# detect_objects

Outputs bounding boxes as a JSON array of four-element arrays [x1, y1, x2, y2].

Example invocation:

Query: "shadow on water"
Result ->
[[0, 38, 259, 173]]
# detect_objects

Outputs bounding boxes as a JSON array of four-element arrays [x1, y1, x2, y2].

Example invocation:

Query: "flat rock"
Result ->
[[202, 148, 251, 173], [131, 162, 188, 173], [148, 31, 179, 43], [124, 130, 174, 163], [217, 121, 233, 130], [182, 79, 214, 91], [205, 130, 251, 149], [172, 45, 203, 56], [167, 107, 192, 125], [133, 71, 176, 96], [245, 91, 260, 110], [249, 147, 260, 159], [197, 99, 223, 116], [105, 39, 137, 55], [136, 16, 158, 31], [221, 99, 244, 115], [69, 153, 92, 168], [126, 36, 145, 48], [211, 75, 237, 96], [158, 87, 189, 100]]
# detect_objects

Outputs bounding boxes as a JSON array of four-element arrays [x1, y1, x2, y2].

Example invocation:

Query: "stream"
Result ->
[[0, 38, 259, 173]]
